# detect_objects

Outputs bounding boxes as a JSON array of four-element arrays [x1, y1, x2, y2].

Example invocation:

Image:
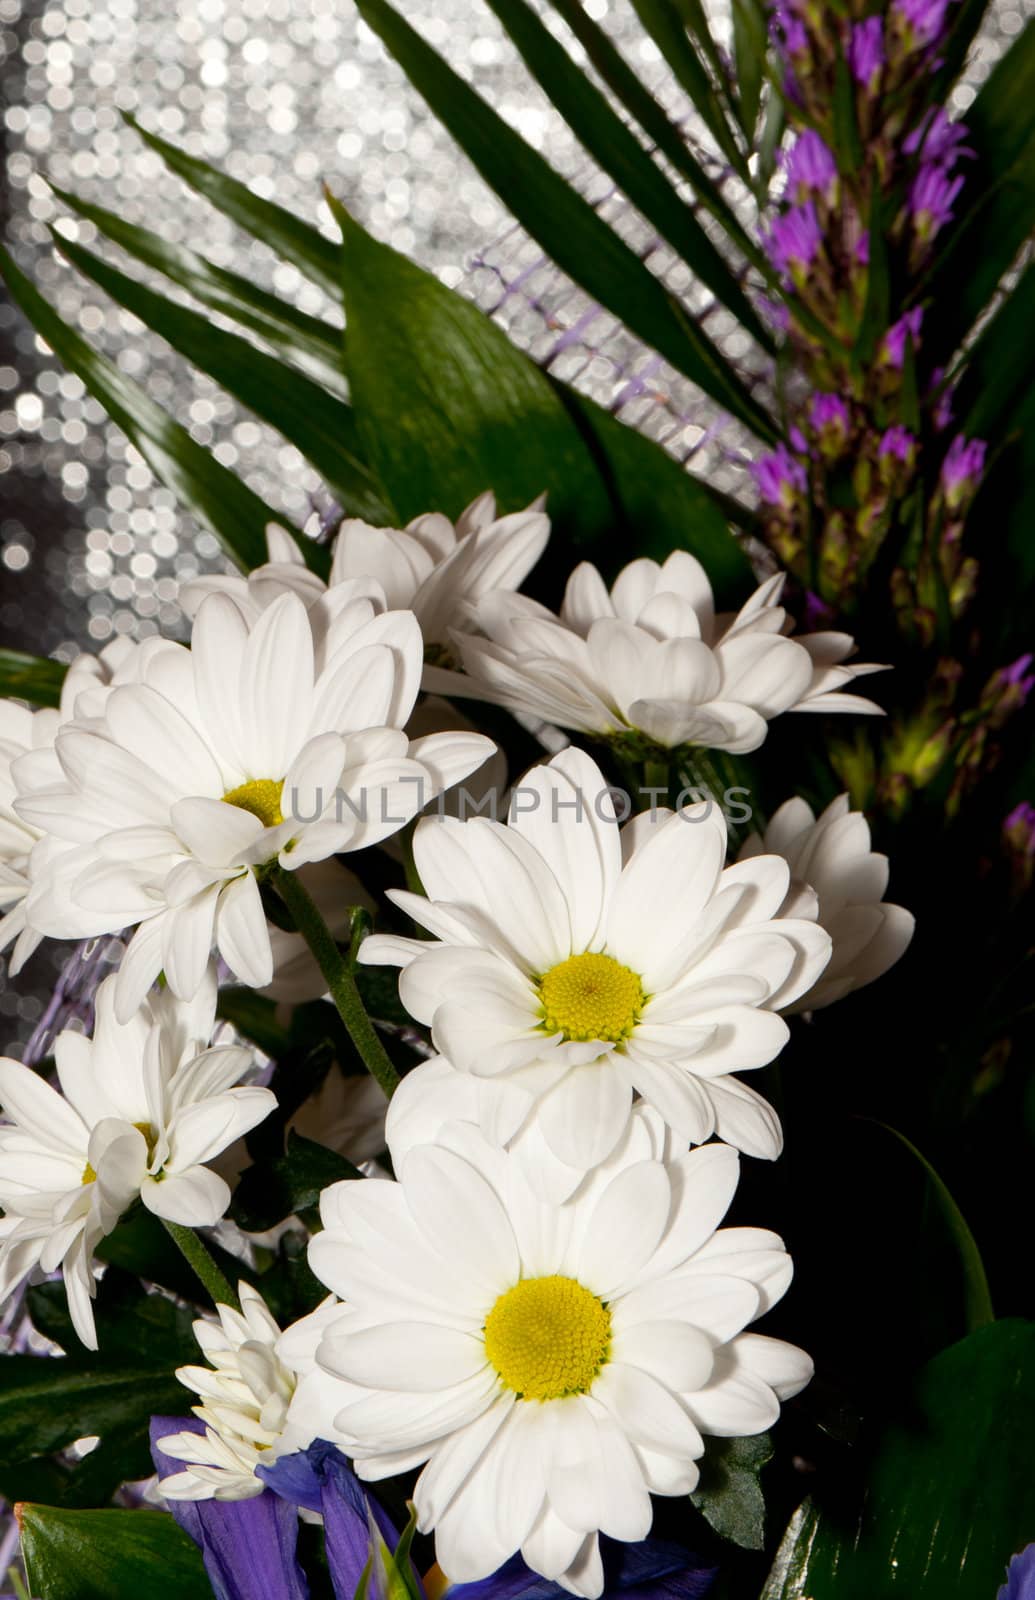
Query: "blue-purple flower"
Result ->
[[910, 163, 965, 243], [878, 425, 917, 487], [881, 307, 924, 369], [784, 131, 838, 204], [903, 107, 973, 167], [892, 0, 951, 50], [768, 200, 823, 283], [808, 393, 850, 456], [848, 16, 884, 90], [752, 444, 808, 509], [940, 433, 987, 508]]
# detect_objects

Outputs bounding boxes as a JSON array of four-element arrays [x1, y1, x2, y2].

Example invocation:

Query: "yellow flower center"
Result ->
[[538, 952, 644, 1043], [222, 778, 285, 828], [484, 1274, 611, 1401], [81, 1161, 96, 1186]]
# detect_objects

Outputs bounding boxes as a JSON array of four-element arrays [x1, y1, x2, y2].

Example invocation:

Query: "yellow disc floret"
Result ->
[[222, 778, 285, 828], [81, 1161, 96, 1186], [484, 1274, 611, 1401], [538, 951, 644, 1043]]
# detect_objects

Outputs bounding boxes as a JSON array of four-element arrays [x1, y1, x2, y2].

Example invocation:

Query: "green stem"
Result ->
[[643, 757, 671, 808], [274, 866, 401, 1101], [162, 1220, 239, 1310]]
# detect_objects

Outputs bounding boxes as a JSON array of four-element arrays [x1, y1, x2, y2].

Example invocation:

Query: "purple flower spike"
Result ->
[[768, 199, 823, 282], [784, 131, 838, 203], [881, 307, 924, 369], [849, 16, 884, 89], [941, 433, 987, 507], [752, 444, 808, 509], [910, 163, 965, 241], [904, 108, 974, 168]]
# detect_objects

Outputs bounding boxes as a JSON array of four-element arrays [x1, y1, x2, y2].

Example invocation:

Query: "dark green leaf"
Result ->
[[0, 244, 290, 572], [96, 1204, 256, 1306], [955, 259, 1035, 439], [691, 1432, 773, 1550], [0, 649, 66, 708], [867, 1122, 993, 1330], [541, 0, 769, 270], [553, 379, 754, 603], [762, 1321, 1035, 1598], [19, 1505, 209, 1600], [731, 0, 767, 140], [351, 0, 777, 442], [48, 182, 345, 390], [481, 0, 772, 349], [831, 49, 864, 174], [232, 1130, 362, 1233], [852, 188, 890, 367], [332, 196, 615, 540], [627, 0, 749, 178], [124, 113, 341, 298], [51, 230, 388, 527], [916, 22, 1035, 363]]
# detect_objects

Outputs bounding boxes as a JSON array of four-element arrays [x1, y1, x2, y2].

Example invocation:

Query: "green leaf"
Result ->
[[955, 259, 1035, 439], [480, 0, 773, 349], [0, 244, 290, 572], [351, 0, 778, 443], [731, 0, 767, 140], [51, 229, 389, 526], [541, 0, 769, 270], [332, 197, 614, 541], [124, 114, 341, 298], [627, 0, 749, 179], [916, 22, 1035, 363], [231, 1130, 363, 1233], [47, 182, 345, 391], [691, 1432, 773, 1551], [852, 188, 891, 368], [19, 1505, 209, 1600], [762, 1320, 1035, 1598], [867, 1121, 993, 1331], [96, 1204, 256, 1306], [553, 380, 754, 604], [0, 649, 66, 708], [831, 48, 864, 174]]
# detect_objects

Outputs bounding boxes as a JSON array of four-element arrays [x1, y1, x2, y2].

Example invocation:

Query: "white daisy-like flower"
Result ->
[[739, 794, 915, 1012], [359, 748, 830, 1182], [423, 551, 885, 754], [15, 588, 494, 1019], [156, 1284, 347, 1501], [0, 970, 273, 1348], [309, 1109, 812, 1597], [180, 491, 550, 651], [0, 639, 148, 974]]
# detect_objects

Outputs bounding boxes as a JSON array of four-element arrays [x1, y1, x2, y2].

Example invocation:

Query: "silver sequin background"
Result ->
[[0, 0, 1030, 1050]]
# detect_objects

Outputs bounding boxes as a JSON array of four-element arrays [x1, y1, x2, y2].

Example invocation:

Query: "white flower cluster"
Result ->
[[0, 494, 913, 1595]]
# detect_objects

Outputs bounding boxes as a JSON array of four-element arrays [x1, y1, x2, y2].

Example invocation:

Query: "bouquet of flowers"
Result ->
[[0, 0, 1033, 1594]]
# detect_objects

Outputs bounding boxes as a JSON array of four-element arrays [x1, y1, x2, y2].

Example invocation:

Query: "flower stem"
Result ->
[[643, 757, 671, 808], [162, 1220, 239, 1311], [273, 866, 401, 1101]]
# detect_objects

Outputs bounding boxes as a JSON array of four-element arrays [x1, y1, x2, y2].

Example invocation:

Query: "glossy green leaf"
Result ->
[[19, 1505, 209, 1600], [0, 245, 289, 572], [124, 113, 341, 297], [627, 0, 748, 179], [96, 1205, 257, 1306], [541, 0, 768, 270], [731, 0, 767, 140], [553, 379, 754, 603], [916, 22, 1035, 363], [955, 260, 1035, 439], [351, 0, 777, 442], [48, 182, 345, 390], [762, 1320, 1035, 1598], [333, 196, 614, 542], [231, 1131, 363, 1234], [0, 649, 66, 708], [481, 0, 772, 349], [691, 1432, 772, 1550], [52, 230, 388, 526]]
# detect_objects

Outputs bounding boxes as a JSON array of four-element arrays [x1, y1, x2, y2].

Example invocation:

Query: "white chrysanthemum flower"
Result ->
[[0, 640, 148, 974], [0, 970, 273, 1348], [156, 1285, 347, 1501], [309, 1110, 812, 1597], [423, 551, 885, 754], [359, 749, 830, 1181], [739, 794, 915, 1012], [15, 589, 493, 1019], [180, 492, 550, 650]]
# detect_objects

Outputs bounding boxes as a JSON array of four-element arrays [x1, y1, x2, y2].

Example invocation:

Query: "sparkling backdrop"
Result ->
[[0, 0, 1031, 1048]]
